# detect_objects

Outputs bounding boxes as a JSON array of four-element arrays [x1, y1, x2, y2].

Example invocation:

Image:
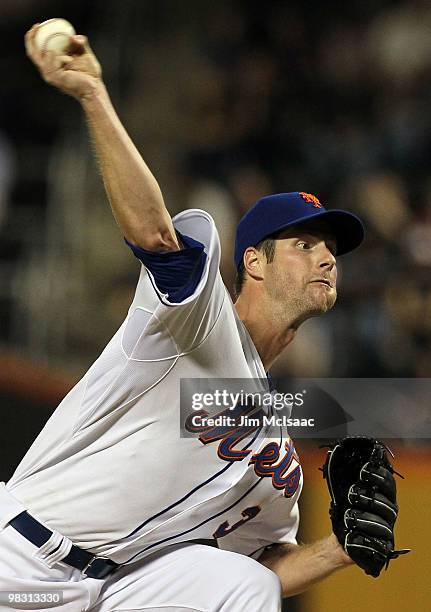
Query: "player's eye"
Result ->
[[296, 241, 311, 250]]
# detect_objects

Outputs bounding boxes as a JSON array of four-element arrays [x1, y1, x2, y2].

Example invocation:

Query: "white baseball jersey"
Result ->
[[6, 209, 302, 565]]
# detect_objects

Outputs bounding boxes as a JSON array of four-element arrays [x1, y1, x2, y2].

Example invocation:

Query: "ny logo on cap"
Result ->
[[299, 192, 323, 208]]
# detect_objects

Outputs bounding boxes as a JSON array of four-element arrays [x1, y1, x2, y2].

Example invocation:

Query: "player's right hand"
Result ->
[[25, 24, 103, 101]]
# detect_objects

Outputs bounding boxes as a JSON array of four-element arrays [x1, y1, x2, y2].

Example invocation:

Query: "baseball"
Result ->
[[34, 18, 76, 53]]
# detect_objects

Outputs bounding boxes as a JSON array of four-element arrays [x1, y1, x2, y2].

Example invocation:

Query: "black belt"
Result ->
[[9, 512, 219, 579], [9, 511, 120, 579]]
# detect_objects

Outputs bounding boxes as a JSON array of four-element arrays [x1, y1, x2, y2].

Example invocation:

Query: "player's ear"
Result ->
[[243, 247, 265, 282]]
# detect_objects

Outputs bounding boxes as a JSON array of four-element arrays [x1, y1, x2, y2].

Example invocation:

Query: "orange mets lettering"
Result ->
[[185, 408, 302, 497], [185, 403, 261, 461], [250, 439, 301, 497], [299, 192, 323, 208]]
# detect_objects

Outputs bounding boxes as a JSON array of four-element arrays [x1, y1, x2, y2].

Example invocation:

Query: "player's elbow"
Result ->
[[126, 226, 180, 253]]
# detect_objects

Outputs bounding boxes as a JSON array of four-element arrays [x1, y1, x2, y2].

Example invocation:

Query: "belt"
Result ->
[[9, 512, 220, 579], [9, 511, 120, 579]]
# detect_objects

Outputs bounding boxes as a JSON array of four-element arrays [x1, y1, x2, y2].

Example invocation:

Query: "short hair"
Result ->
[[234, 235, 277, 298]]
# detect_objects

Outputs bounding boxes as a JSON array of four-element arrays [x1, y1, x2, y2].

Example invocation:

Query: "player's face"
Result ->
[[263, 221, 338, 320]]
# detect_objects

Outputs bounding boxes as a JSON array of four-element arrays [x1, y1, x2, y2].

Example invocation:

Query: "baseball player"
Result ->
[[0, 26, 365, 611]]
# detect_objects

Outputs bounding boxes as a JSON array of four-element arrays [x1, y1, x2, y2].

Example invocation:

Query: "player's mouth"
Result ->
[[310, 279, 333, 288]]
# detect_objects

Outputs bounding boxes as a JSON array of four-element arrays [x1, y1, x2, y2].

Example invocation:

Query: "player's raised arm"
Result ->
[[24, 22, 179, 252]]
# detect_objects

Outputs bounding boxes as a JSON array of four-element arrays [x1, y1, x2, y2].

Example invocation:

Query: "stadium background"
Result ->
[[0, 1, 429, 610]]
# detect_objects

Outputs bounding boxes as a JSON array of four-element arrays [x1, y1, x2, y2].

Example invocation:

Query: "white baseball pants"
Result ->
[[0, 504, 281, 611]]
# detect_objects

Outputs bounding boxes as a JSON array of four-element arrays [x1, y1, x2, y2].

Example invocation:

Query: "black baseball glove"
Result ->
[[321, 436, 410, 577]]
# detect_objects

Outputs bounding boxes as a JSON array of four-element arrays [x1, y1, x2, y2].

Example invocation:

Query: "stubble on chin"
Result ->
[[304, 286, 337, 316], [321, 289, 337, 313], [267, 272, 336, 322]]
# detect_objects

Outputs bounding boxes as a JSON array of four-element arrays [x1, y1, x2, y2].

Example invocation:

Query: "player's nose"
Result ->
[[318, 241, 336, 270]]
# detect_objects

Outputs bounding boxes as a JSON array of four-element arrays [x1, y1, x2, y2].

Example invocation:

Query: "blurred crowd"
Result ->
[[1, 0, 431, 382]]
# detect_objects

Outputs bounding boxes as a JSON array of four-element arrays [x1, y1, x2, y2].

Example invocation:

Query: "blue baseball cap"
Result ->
[[234, 192, 364, 268]]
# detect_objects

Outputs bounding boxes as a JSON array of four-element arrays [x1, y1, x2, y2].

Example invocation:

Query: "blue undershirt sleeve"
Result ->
[[125, 231, 207, 303]]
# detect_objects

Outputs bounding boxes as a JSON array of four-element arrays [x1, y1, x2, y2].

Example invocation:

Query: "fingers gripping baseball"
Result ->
[[25, 24, 102, 100]]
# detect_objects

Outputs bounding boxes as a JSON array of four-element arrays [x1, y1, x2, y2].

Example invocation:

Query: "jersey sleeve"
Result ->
[[122, 209, 226, 356], [126, 230, 207, 303]]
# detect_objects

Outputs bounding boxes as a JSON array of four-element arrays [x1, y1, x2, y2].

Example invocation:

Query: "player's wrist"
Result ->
[[326, 533, 354, 567], [79, 80, 109, 109]]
